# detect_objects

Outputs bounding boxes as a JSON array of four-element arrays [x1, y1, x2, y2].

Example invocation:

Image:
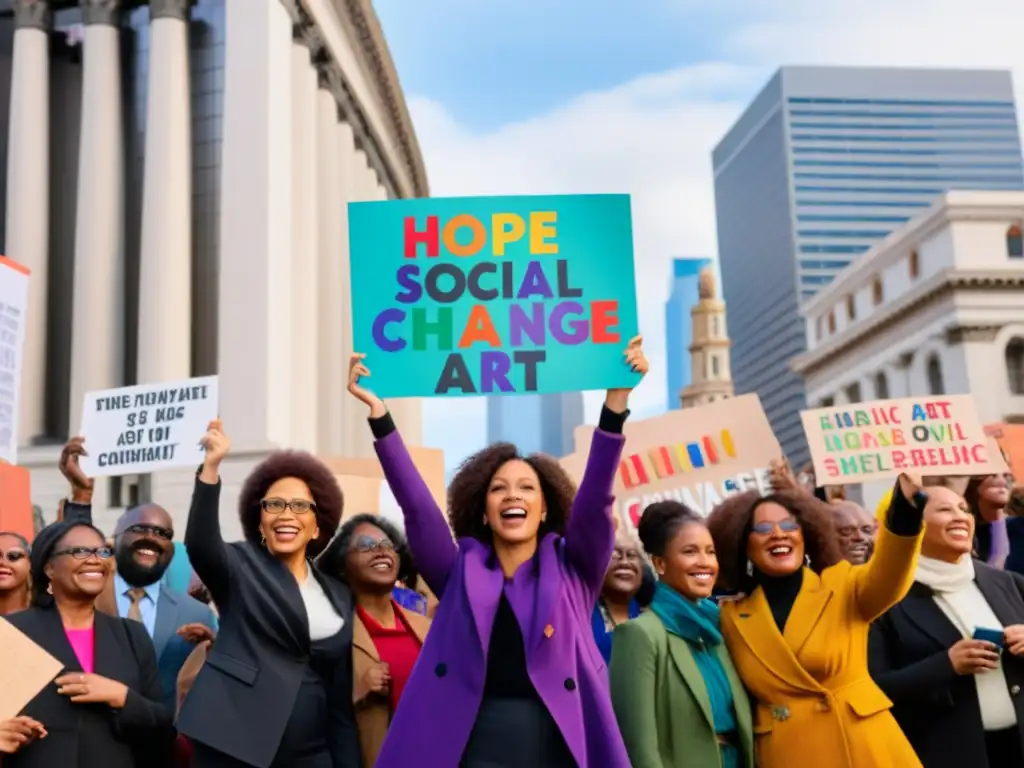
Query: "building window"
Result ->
[[927, 354, 945, 395], [846, 295, 856, 321], [712, 356, 720, 378], [712, 316, 720, 337], [815, 316, 823, 340], [909, 250, 920, 279], [828, 311, 836, 334], [872, 276, 884, 306], [1009, 225, 1024, 259], [819, 396, 835, 408], [874, 371, 890, 399], [845, 382, 862, 404], [1007, 337, 1024, 395]]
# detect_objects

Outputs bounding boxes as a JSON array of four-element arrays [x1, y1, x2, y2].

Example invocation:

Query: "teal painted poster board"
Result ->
[[348, 194, 640, 398]]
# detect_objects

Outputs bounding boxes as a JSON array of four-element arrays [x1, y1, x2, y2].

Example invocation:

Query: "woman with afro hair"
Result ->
[[346, 337, 648, 768], [704, 477, 927, 768], [175, 420, 361, 768]]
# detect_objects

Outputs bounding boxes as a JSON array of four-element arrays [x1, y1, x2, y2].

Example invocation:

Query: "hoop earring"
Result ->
[[46, 582, 53, 595], [745, 559, 753, 577], [805, 554, 811, 567]]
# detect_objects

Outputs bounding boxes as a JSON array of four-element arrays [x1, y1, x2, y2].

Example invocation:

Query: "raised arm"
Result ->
[[852, 475, 925, 622], [563, 337, 646, 596], [347, 354, 457, 597], [57, 437, 95, 524], [185, 420, 234, 604]]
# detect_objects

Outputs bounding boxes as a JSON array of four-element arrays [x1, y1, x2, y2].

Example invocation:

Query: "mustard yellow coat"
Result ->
[[720, 524, 924, 768]]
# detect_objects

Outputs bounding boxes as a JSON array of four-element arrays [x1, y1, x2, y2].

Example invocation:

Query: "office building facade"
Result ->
[[665, 257, 711, 409], [3, 0, 429, 537], [713, 65, 1024, 464], [487, 392, 585, 458]]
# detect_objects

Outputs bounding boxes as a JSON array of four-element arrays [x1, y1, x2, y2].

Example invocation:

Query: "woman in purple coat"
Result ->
[[345, 338, 647, 768]]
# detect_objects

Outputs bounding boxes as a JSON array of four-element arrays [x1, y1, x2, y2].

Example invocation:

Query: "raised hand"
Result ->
[[199, 419, 231, 484], [897, 472, 926, 509], [347, 353, 387, 419], [59, 437, 94, 503], [605, 335, 649, 412]]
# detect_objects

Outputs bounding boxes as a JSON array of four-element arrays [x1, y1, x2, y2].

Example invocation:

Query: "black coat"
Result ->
[[869, 560, 1024, 768], [176, 477, 360, 768], [3, 606, 174, 768]]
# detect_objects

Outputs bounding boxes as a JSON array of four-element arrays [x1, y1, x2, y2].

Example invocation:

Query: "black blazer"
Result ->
[[869, 561, 1024, 768], [3, 606, 174, 768], [176, 477, 360, 768]]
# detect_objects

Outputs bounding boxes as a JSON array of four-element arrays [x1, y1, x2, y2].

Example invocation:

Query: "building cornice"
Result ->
[[791, 269, 1024, 376]]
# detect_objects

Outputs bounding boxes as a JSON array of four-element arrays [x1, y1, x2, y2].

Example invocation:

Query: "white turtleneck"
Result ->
[[914, 555, 1017, 731]]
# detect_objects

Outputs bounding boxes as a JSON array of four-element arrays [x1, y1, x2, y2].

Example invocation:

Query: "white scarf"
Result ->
[[914, 554, 1017, 730]]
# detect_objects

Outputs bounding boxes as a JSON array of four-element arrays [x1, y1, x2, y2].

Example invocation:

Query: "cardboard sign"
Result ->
[[348, 194, 640, 398], [801, 396, 1009, 485], [0, 255, 30, 464], [78, 376, 219, 477], [560, 395, 781, 529], [986, 423, 1024, 483], [0, 618, 63, 720], [0, 462, 32, 542]]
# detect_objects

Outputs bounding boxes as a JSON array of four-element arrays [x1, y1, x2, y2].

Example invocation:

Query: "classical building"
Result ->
[[680, 267, 734, 408], [2, 0, 434, 538], [791, 190, 1024, 508]]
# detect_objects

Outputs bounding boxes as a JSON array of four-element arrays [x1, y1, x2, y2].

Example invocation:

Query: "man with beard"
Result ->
[[832, 500, 877, 565], [57, 437, 217, 710]]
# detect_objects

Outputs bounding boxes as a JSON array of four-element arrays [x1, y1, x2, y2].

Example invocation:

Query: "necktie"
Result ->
[[126, 587, 147, 622]]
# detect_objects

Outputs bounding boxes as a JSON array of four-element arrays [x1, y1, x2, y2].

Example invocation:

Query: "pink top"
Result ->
[[64, 627, 95, 674]]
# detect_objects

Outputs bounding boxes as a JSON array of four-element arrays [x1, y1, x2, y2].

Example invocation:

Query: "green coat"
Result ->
[[609, 611, 754, 768]]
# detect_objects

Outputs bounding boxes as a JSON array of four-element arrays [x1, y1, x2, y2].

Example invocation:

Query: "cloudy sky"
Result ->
[[371, 0, 1024, 475]]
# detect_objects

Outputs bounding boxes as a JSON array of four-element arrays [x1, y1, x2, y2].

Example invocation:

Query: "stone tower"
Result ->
[[680, 267, 734, 408]]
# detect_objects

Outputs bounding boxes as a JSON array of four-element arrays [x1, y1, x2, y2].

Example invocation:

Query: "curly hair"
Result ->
[[447, 443, 577, 542], [637, 500, 704, 559], [30, 520, 106, 607], [706, 489, 843, 593], [317, 513, 418, 589], [238, 451, 344, 558]]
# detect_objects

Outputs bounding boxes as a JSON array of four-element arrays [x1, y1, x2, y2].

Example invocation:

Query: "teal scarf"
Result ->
[[650, 581, 738, 741]]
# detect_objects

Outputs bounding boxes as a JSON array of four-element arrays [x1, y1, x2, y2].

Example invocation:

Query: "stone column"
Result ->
[[315, 82, 343, 456], [335, 123, 357, 457], [218, 0, 293, 449], [290, 37, 319, 452], [137, 0, 192, 386], [5, 0, 51, 444], [69, 0, 125, 435]]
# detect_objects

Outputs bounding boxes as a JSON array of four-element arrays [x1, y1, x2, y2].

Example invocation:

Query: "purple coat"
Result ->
[[373, 427, 630, 768]]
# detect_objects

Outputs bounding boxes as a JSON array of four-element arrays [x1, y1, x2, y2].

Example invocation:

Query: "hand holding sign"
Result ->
[[59, 437, 94, 504], [347, 354, 387, 419], [605, 336, 648, 413]]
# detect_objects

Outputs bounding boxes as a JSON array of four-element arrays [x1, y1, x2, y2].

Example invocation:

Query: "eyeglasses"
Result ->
[[751, 519, 801, 536], [351, 535, 395, 553], [610, 549, 642, 563], [0, 549, 27, 564], [123, 523, 174, 540], [260, 498, 317, 515], [52, 546, 114, 560]]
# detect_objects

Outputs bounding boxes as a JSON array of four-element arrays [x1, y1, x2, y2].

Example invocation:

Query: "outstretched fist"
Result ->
[[60, 437, 94, 501]]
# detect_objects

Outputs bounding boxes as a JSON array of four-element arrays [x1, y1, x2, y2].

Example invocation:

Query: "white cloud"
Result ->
[[413, 1, 1024, 466]]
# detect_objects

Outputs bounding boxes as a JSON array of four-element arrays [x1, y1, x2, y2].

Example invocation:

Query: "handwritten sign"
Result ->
[[79, 376, 219, 477], [560, 395, 781, 529], [348, 194, 640, 398], [0, 255, 30, 464], [801, 395, 1009, 484]]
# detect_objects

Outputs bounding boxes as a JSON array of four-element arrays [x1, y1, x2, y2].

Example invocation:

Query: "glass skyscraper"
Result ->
[[665, 257, 711, 409], [487, 392, 585, 457], [713, 66, 1024, 465]]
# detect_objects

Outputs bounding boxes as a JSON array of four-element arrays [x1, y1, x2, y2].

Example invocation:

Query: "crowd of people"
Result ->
[[2, 340, 1024, 767]]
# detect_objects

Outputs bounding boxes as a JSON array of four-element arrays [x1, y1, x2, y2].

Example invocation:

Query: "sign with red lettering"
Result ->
[[801, 395, 1009, 485]]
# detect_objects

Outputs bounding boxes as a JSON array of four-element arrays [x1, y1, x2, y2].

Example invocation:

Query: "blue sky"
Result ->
[[368, 0, 1024, 489]]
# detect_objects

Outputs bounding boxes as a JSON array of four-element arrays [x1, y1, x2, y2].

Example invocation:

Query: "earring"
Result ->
[[260, 533, 266, 547], [46, 583, 53, 595], [805, 554, 811, 567], [745, 560, 754, 577]]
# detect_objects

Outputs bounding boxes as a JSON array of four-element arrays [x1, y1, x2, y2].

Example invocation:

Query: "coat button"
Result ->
[[1012, 685, 1021, 696], [564, 678, 576, 691], [435, 663, 447, 678]]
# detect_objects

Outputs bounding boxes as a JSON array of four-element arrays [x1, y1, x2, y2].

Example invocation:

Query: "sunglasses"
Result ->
[[123, 523, 174, 541], [52, 546, 114, 561], [260, 498, 317, 515], [0, 549, 27, 565], [351, 535, 395, 553], [751, 519, 801, 536]]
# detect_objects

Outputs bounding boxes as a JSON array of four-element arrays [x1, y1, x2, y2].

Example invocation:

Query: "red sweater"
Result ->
[[356, 602, 423, 710]]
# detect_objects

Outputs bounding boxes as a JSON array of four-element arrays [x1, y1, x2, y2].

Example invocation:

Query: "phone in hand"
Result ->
[[972, 627, 1005, 648]]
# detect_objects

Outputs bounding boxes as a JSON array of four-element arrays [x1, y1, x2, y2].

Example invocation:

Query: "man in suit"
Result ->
[[58, 437, 218, 710]]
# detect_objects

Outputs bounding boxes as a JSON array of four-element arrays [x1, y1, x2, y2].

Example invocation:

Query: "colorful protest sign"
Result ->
[[560, 395, 781, 529], [348, 194, 640, 398], [801, 395, 1010, 485], [0, 255, 30, 465], [78, 376, 219, 477]]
